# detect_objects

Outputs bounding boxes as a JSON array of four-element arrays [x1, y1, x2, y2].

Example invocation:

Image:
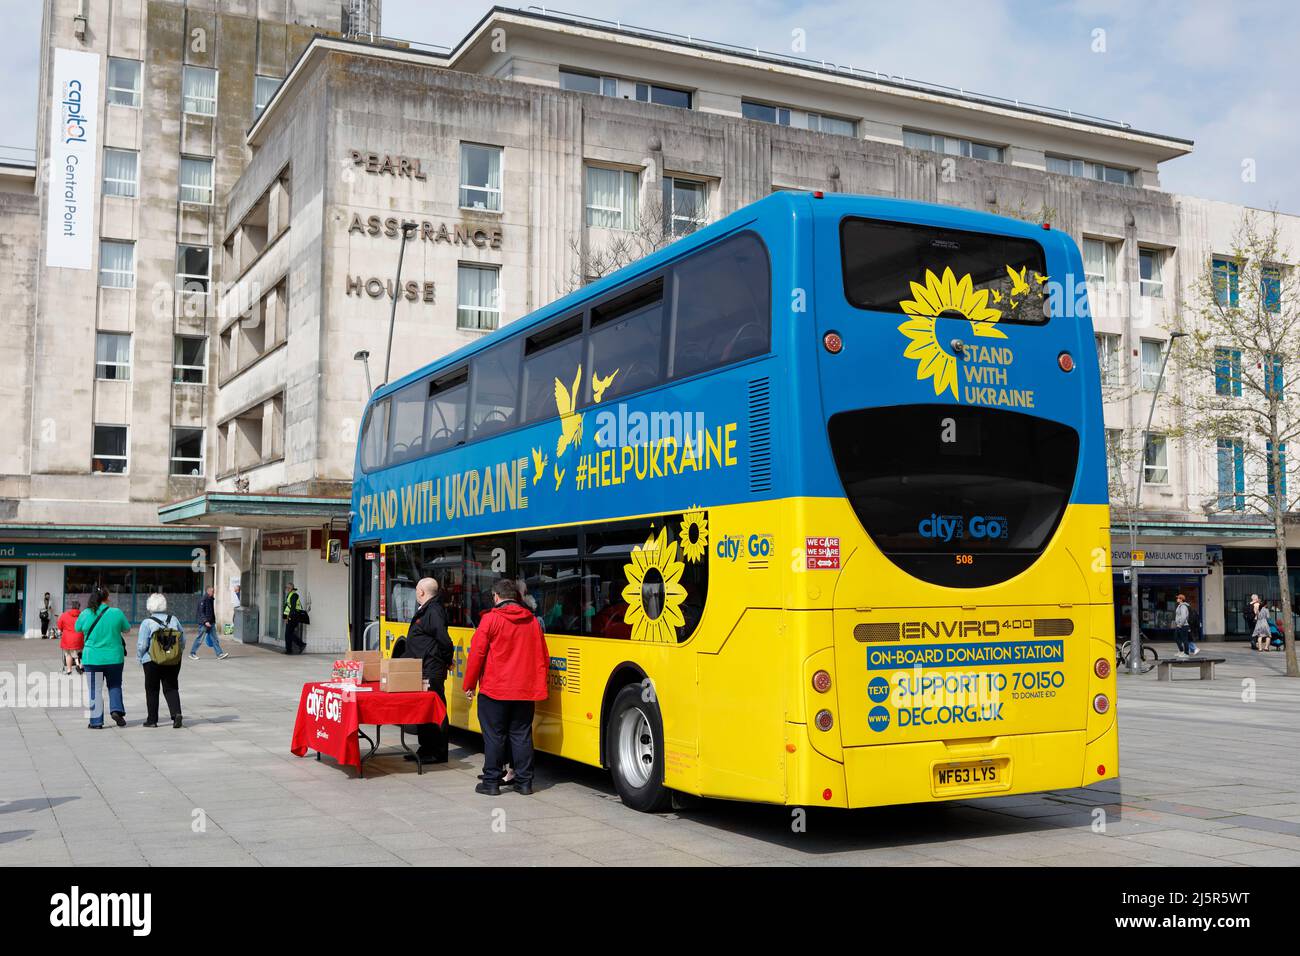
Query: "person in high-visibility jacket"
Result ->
[[282, 582, 307, 655]]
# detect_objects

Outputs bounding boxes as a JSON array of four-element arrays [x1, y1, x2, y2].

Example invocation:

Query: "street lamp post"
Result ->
[[1126, 331, 1187, 674], [353, 349, 372, 396], [381, 221, 419, 387]]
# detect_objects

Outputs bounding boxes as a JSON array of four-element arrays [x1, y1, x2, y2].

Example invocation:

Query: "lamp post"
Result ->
[[1126, 330, 1187, 674], [381, 221, 419, 387], [353, 349, 372, 396]]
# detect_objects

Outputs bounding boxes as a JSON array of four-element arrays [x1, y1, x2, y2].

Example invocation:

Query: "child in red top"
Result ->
[[57, 602, 84, 674]]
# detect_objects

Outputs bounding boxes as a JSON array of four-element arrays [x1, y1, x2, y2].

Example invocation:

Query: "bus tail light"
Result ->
[[823, 331, 843, 354], [811, 670, 832, 693], [1058, 351, 1075, 373], [1092, 693, 1110, 715], [814, 709, 834, 732], [1094, 657, 1111, 679]]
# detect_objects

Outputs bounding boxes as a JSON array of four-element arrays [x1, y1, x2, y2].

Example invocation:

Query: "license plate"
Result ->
[[933, 760, 1006, 793]]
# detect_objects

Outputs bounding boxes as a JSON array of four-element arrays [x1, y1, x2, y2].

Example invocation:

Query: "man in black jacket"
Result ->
[[401, 577, 453, 764]]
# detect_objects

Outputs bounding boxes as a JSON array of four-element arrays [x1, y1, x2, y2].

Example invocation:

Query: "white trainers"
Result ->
[[189, 654, 198, 661], [1175, 652, 1188, 660], [217, 652, 230, 660]]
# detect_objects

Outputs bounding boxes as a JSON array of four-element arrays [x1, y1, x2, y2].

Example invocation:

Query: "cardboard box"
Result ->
[[354, 649, 382, 683], [380, 657, 423, 693]]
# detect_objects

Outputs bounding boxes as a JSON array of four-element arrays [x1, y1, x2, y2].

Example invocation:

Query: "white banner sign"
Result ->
[[45, 48, 101, 270]]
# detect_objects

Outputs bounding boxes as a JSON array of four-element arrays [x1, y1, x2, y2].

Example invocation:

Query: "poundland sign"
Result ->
[[45, 48, 100, 270]]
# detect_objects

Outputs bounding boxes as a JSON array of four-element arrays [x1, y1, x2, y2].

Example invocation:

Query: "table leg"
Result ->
[[397, 727, 422, 775], [357, 727, 379, 779]]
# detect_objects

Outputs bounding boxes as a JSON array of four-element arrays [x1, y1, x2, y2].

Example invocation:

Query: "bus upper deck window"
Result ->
[[521, 314, 583, 425], [470, 336, 523, 440], [670, 232, 771, 379], [586, 278, 665, 405], [425, 370, 469, 453]]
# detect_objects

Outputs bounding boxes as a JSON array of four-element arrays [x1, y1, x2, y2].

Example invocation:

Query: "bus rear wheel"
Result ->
[[607, 684, 672, 813]]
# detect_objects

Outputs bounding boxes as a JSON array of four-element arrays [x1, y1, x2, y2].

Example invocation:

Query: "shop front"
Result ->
[[1112, 544, 1212, 643], [1222, 547, 1300, 638], [0, 534, 215, 637]]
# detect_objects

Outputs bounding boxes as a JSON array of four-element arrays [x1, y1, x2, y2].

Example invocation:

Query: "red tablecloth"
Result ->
[[290, 681, 447, 769]]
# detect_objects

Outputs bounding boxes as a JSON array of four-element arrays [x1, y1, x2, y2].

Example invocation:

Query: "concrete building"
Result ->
[[7, 5, 1299, 648], [0, 0, 378, 639]]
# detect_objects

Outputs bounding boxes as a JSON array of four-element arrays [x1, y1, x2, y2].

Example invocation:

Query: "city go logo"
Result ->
[[917, 513, 1008, 542], [305, 687, 343, 723], [716, 533, 774, 561]]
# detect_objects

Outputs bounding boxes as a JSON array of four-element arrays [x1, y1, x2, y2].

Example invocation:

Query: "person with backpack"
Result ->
[[75, 587, 131, 729], [136, 592, 185, 728]]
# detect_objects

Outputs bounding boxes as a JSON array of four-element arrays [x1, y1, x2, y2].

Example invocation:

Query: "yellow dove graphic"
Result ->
[[530, 447, 547, 485], [554, 466, 565, 490], [591, 368, 619, 404], [991, 289, 1002, 304], [1033, 271, 1048, 286], [1007, 265, 1030, 298], [554, 365, 584, 458]]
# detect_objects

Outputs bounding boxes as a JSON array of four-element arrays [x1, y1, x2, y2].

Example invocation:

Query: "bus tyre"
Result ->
[[607, 684, 672, 813]]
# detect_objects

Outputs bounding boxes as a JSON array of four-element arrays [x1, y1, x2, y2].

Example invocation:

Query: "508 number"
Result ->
[[954, 554, 974, 565]]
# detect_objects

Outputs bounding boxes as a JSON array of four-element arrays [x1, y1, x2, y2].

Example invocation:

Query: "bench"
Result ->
[[1156, 657, 1226, 682]]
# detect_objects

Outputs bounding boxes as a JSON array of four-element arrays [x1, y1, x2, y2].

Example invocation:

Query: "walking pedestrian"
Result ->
[[463, 578, 549, 796], [75, 588, 130, 729], [282, 581, 307, 654], [1244, 594, 1260, 634], [137, 593, 185, 728], [398, 577, 453, 765], [1252, 599, 1272, 652], [1173, 593, 1198, 658], [57, 600, 83, 674], [189, 586, 229, 660], [39, 592, 52, 639]]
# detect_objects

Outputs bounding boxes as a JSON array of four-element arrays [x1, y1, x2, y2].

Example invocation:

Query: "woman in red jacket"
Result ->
[[57, 601, 84, 675], [463, 578, 549, 796]]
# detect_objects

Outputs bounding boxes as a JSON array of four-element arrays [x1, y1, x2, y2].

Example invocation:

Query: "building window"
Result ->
[[1140, 339, 1165, 391], [742, 100, 791, 126], [585, 166, 639, 230], [808, 112, 855, 136], [98, 240, 135, 289], [182, 65, 217, 116], [1083, 237, 1119, 285], [457, 264, 500, 331], [1214, 347, 1242, 397], [173, 335, 207, 384], [634, 82, 691, 109], [560, 70, 617, 97], [179, 157, 214, 205], [102, 148, 138, 198], [92, 425, 128, 474], [176, 245, 211, 294], [170, 428, 204, 477], [1267, 353, 1285, 399], [1216, 438, 1245, 511], [1262, 266, 1282, 314], [107, 58, 141, 108], [1046, 154, 1135, 186], [459, 143, 502, 212], [1139, 248, 1165, 298], [903, 128, 1003, 162], [1212, 257, 1239, 307], [663, 176, 707, 237], [94, 332, 130, 381], [1095, 333, 1121, 387], [253, 75, 280, 119], [1143, 434, 1168, 485], [1267, 441, 1288, 499]]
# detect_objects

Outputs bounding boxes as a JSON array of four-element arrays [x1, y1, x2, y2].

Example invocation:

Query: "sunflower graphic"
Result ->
[[897, 267, 1007, 399], [622, 525, 688, 644], [679, 507, 708, 564]]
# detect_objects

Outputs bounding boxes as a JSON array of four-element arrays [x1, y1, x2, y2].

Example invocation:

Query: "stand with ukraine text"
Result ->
[[290, 681, 447, 777]]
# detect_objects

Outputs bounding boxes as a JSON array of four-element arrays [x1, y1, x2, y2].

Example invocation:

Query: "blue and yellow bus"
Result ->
[[349, 191, 1116, 811]]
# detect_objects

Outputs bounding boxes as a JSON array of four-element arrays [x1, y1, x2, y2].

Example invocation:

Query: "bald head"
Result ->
[[416, 578, 439, 603]]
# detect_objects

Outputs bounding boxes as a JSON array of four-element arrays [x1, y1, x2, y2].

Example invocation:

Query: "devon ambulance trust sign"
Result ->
[[45, 48, 100, 270]]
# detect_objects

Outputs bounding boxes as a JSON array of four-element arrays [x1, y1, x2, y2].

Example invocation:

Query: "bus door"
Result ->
[[351, 545, 381, 651]]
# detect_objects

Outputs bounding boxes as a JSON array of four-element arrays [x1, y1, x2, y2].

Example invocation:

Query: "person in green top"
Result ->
[[75, 587, 131, 729]]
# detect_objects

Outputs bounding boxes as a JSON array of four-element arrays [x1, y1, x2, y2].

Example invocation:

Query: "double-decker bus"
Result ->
[[349, 191, 1117, 812]]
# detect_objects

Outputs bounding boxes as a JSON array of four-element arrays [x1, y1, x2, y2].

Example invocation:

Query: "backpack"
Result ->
[[1188, 607, 1201, 631], [148, 614, 183, 665]]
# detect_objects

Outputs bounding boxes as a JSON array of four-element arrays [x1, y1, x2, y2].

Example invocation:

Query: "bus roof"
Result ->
[[367, 190, 1065, 404]]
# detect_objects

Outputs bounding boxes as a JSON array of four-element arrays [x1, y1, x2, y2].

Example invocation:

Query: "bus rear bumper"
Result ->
[[787, 726, 1118, 809]]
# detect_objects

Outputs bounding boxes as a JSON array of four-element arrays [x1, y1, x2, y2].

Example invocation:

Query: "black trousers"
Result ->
[[142, 661, 182, 723], [415, 683, 449, 761], [477, 693, 535, 786], [283, 618, 304, 653]]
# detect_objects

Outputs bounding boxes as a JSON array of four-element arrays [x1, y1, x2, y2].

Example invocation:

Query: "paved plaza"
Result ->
[[1, 638, 1298, 867]]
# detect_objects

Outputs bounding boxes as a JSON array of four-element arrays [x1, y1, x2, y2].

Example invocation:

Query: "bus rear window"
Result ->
[[841, 217, 1049, 325], [828, 405, 1078, 588]]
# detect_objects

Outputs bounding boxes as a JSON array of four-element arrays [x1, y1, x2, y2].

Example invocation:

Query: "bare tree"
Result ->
[[1172, 210, 1299, 676], [559, 194, 677, 295]]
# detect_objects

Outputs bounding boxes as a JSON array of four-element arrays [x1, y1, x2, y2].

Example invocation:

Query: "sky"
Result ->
[[3, 0, 1297, 214]]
